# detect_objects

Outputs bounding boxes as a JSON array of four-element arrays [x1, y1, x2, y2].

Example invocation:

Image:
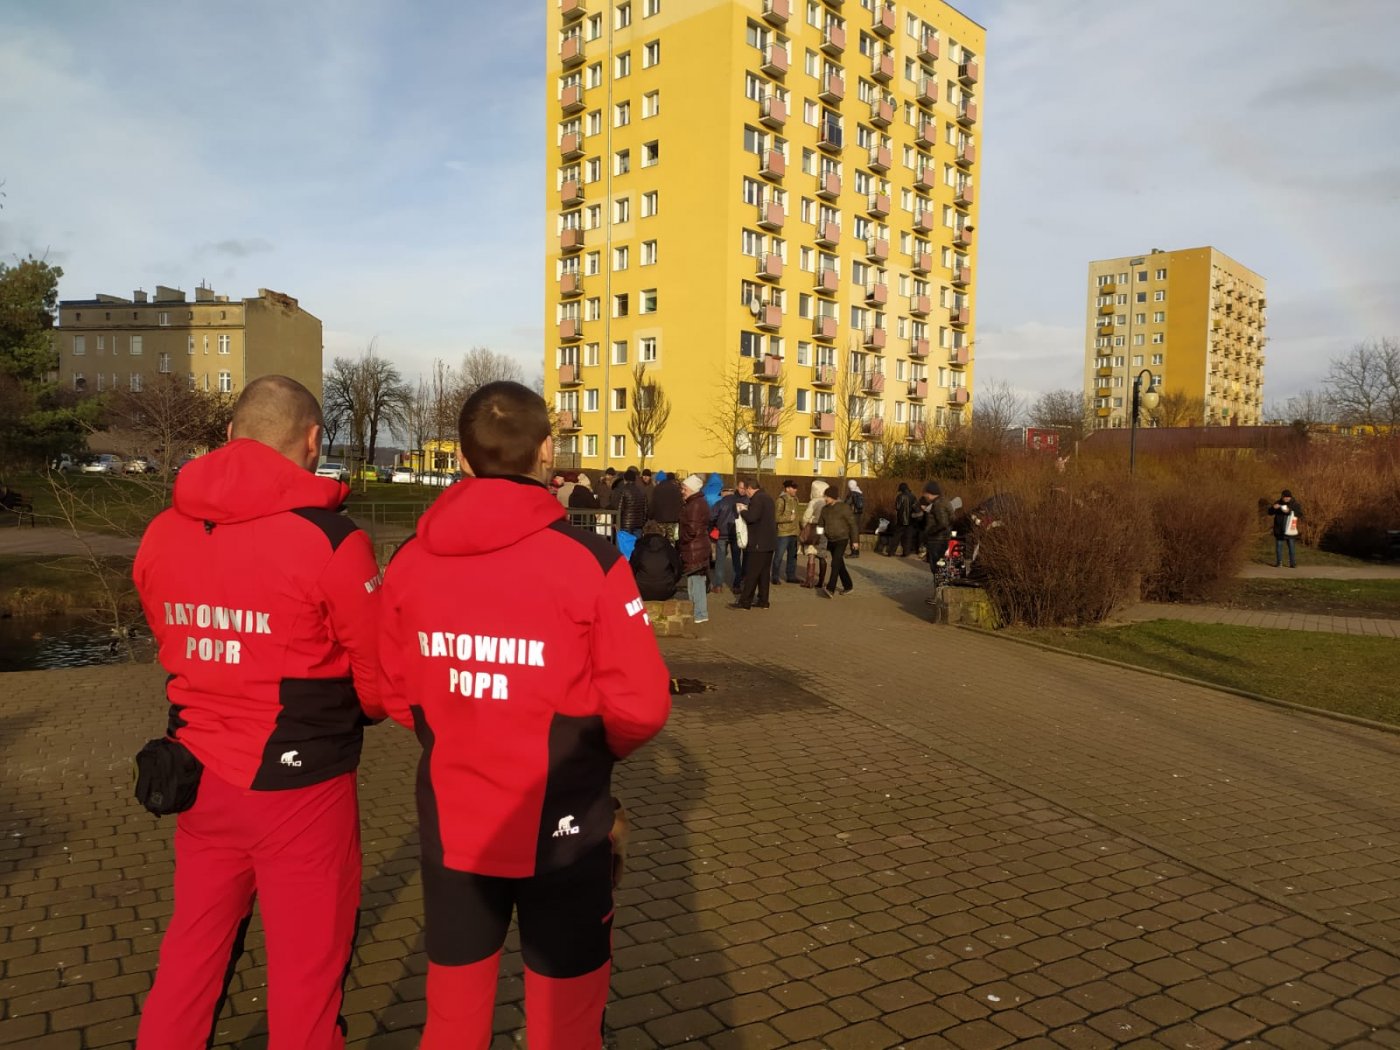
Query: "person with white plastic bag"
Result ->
[[1269, 489, 1304, 568]]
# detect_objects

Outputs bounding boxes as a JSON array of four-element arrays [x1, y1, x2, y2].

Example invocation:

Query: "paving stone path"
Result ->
[[1, 555, 1398, 1048], [1117, 602, 1400, 638]]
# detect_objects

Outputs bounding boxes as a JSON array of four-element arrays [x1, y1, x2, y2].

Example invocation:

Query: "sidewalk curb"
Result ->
[[958, 623, 1400, 738]]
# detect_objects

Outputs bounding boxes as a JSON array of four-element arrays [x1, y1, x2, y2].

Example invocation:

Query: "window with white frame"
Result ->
[[642, 40, 660, 66], [131, 372, 144, 392], [73, 336, 85, 355], [641, 190, 658, 216], [641, 141, 659, 167], [130, 335, 144, 356], [217, 334, 230, 354], [612, 340, 628, 364], [614, 246, 629, 270], [611, 434, 626, 457], [640, 289, 658, 314], [642, 90, 659, 117], [615, 52, 631, 78], [641, 240, 658, 265], [639, 337, 658, 361], [158, 352, 171, 373], [612, 387, 627, 410]]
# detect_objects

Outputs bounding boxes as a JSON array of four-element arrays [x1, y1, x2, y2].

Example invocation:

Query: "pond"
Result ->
[[0, 616, 154, 672]]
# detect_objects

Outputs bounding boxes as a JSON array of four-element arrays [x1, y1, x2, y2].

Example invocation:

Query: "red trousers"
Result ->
[[137, 769, 361, 1050]]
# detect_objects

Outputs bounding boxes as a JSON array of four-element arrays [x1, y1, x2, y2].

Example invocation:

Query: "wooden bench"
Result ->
[[1, 490, 35, 527]]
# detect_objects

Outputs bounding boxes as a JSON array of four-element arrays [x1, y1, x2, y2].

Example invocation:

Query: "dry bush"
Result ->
[[1274, 436, 1399, 555], [1143, 476, 1255, 602], [977, 478, 1156, 627]]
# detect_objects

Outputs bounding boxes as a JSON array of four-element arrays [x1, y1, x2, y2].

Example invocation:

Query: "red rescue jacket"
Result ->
[[134, 439, 383, 791], [380, 475, 671, 878]]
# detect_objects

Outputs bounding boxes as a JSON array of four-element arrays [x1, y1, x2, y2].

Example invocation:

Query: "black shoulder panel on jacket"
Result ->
[[386, 532, 418, 567], [548, 519, 621, 574], [290, 507, 359, 552]]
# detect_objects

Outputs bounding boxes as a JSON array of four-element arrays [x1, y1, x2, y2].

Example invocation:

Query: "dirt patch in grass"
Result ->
[[1020, 619, 1400, 728], [1223, 578, 1400, 620]]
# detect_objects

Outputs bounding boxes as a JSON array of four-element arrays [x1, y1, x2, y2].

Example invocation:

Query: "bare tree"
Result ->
[[1145, 390, 1204, 428], [867, 419, 905, 478], [698, 358, 758, 477], [357, 344, 409, 469], [627, 363, 672, 469], [970, 379, 1026, 439], [104, 375, 233, 482], [1029, 388, 1092, 443], [459, 346, 524, 401], [1325, 338, 1400, 429], [832, 359, 873, 479], [1266, 389, 1336, 429]]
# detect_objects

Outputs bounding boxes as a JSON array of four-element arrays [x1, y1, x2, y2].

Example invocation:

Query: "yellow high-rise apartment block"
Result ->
[[544, 0, 983, 475], [1083, 248, 1266, 429], [55, 284, 323, 402]]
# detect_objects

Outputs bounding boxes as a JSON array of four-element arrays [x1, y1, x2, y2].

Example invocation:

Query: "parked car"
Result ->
[[391, 467, 416, 484], [315, 462, 350, 482], [375, 467, 394, 483], [124, 458, 150, 474], [81, 454, 125, 475], [51, 454, 75, 473]]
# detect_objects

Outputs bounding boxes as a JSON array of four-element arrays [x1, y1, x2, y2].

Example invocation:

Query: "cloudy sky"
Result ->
[[2, 0, 1397, 409]]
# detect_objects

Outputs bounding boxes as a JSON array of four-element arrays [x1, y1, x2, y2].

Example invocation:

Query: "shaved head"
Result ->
[[230, 376, 323, 461]]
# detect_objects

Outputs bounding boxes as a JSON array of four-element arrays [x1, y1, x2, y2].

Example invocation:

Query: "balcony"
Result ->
[[1099, 304, 1115, 316], [1101, 281, 1117, 294], [561, 0, 585, 20], [868, 145, 892, 172], [762, 0, 790, 26], [558, 318, 581, 341], [956, 142, 976, 167], [909, 422, 927, 442], [761, 44, 789, 77], [812, 314, 838, 340], [754, 405, 782, 429], [811, 411, 835, 433], [559, 178, 583, 207], [918, 32, 938, 63], [1097, 324, 1114, 336], [560, 36, 585, 68], [954, 184, 975, 207], [912, 209, 932, 233], [949, 306, 969, 326], [757, 200, 785, 230], [872, 2, 895, 36], [558, 363, 582, 386], [863, 327, 887, 351], [1096, 365, 1113, 377], [958, 100, 978, 126], [949, 346, 970, 366], [953, 225, 972, 248], [910, 337, 930, 359], [915, 120, 936, 147], [1096, 407, 1112, 418], [948, 387, 970, 405], [753, 353, 784, 379], [951, 266, 970, 287], [560, 131, 583, 159], [959, 59, 979, 85], [862, 371, 886, 394], [557, 410, 580, 432], [911, 250, 932, 274], [914, 166, 934, 191], [757, 253, 783, 280], [863, 417, 885, 438], [821, 24, 845, 55], [560, 82, 584, 114], [812, 364, 836, 387], [819, 73, 845, 104], [907, 379, 928, 400], [910, 294, 930, 316], [814, 267, 840, 294], [864, 282, 888, 306], [559, 272, 583, 298], [867, 192, 890, 217], [1095, 386, 1112, 398], [818, 120, 843, 153], [560, 227, 583, 253], [865, 236, 889, 261], [815, 220, 840, 247], [916, 77, 936, 106], [816, 170, 841, 200], [760, 95, 787, 129], [756, 304, 783, 332], [869, 97, 893, 127], [760, 148, 785, 180], [871, 50, 895, 83]]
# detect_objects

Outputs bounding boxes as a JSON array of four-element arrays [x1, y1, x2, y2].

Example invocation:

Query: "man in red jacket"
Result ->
[[380, 381, 670, 1050], [133, 375, 383, 1050]]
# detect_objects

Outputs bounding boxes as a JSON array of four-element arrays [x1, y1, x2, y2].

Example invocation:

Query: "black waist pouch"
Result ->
[[133, 737, 204, 816]]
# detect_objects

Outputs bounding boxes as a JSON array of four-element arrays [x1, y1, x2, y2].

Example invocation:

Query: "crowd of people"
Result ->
[[547, 467, 961, 623]]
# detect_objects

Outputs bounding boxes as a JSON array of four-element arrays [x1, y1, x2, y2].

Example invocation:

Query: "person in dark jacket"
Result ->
[[596, 467, 617, 510], [845, 480, 866, 558], [818, 488, 858, 596], [921, 481, 953, 575], [880, 482, 916, 557], [613, 467, 647, 538], [731, 477, 777, 610], [568, 473, 599, 509], [648, 472, 683, 539], [677, 474, 711, 623], [709, 486, 742, 593], [1268, 488, 1304, 568], [630, 522, 682, 601]]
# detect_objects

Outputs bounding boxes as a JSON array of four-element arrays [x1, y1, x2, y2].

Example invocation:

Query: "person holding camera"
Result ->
[[1269, 489, 1304, 568]]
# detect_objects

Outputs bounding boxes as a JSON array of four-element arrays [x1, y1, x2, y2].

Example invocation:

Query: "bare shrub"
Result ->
[[1143, 476, 1254, 602], [977, 478, 1155, 627]]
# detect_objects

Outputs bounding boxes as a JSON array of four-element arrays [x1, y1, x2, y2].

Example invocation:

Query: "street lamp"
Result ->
[[1129, 368, 1159, 474]]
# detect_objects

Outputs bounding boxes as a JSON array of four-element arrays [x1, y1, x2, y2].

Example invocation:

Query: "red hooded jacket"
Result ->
[[133, 439, 383, 791], [380, 475, 670, 878]]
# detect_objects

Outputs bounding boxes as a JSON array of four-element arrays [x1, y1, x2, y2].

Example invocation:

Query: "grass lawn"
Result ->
[[1247, 532, 1373, 568], [1225, 578, 1400, 620], [4, 472, 169, 534], [1021, 619, 1400, 728], [0, 554, 136, 616]]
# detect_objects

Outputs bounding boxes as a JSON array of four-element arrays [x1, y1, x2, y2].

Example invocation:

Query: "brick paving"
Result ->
[[1, 557, 1399, 1047], [1118, 601, 1400, 638]]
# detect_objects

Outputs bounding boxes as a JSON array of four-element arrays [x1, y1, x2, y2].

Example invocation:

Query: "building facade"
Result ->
[[544, 0, 983, 475], [54, 284, 323, 402], [1083, 247, 1266, 429]]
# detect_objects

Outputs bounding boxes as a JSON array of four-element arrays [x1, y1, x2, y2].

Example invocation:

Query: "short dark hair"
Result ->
[[625, 467, 639, 483], [457, 381, 550, 478], [783, 478, 798, 489], [740, 476, 759, 490]]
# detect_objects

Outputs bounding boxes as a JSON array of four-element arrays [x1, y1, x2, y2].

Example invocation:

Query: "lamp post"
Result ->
[[1128, 368, 1159, 474]]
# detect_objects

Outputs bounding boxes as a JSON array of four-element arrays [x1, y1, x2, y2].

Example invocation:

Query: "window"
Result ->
[[639, 336, 658, 361], [1155, 268, 1167, 280], [1137, 271, 1148, 282], [585, 298, 602, 321], [72, 372, 85, 390], [643, 0, 659, 15], [641, 141, 659, 167], [612, 340, 628, 364], [1154, 290, 1166, 301], [130, 335, 144, 356], [641, 240, 658, 265], [585, 435, 599, 457], [584, 343, 600, 366], [587, 110, 602, 135], [642, 90, 660, 117], [158, 311, 170, 326], [97, 335, 105, 352], [187, 336, 195, 355], [640, 289, 658, 314], [217, 334, 231, 354], [612, 387, 628, 410], [131, 372, 144, 392], [1132, 354, 1144, 366], [1152, 333, 1165, 344], [1153, 310, 1165, 323], [615, 52, 631, 78], [615, 101, 631, 126], [642, 40, 660, 67], [615, 149, 630, 175], [1136, 292, 1147, 303], [1134, 313, 1146, 325], [72, 336, 86, 355], [814, 438, 833, 461], [158, 352, 171, 373], [641, 191, 658, 216], [794, 435, 808, 459], [614, 246, 629, 270], [614, 197, 630, 223], [1151, 353, 1164, 365], [585, 388, 600, 412], [588, 62, 603, 88], [611, 435, 627, 457], [1133, 334, 1145, 346], [614, 293, 629, 317], [615, 2, 631, 28]]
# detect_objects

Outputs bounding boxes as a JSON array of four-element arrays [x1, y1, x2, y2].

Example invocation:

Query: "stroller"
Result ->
[[933, 495, 1017, 586]]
